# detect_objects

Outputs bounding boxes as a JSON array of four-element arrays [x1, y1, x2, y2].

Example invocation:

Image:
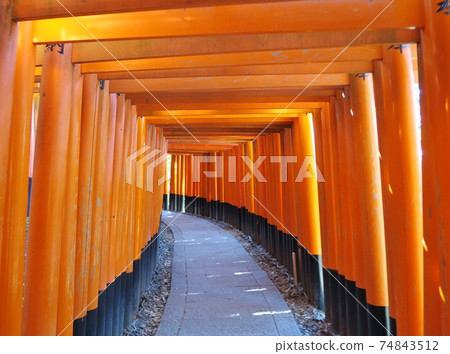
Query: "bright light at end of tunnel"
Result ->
[[439, 286, 447, 304]]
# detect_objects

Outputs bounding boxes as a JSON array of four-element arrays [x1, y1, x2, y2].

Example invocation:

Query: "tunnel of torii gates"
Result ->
[[0, 0, 450, 337]]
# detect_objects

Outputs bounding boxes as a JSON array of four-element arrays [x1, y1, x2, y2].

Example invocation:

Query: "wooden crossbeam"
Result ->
[[29, 1, 423, 43], [146, 115, 299, 124], [125, 89, 337, 101], [80, 47, 382, 73], [140, 107, 323, 116], [162, 127, 289, 136], [168, 142, 238, 153], [132, 99, 331, 110], [136, 103, 324, 114], [35, 62, 371, 82], [96, 62, 374, 80], [35, 30, 418, 64], [109, 74, 349, 93], [14, 0, 302, 20]]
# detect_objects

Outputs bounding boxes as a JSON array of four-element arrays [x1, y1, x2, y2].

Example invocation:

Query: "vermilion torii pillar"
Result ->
[[0, 0, 19, 292], [22, 43, 73, 336], [73, 74, 99, 336], [350, 74, 390, 336], [86, 80, 111, 335], [318, 102, 341, 333], [293, 113, 324, 311], [419, 0, 450, 335], [336, 89, 359, 335], [57, 64, 83, 336], [0, 21, 35, 336], [374, 45, 423, 336]]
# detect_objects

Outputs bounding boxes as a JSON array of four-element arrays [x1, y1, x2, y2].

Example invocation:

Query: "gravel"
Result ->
[[124, 222, 175, 336]]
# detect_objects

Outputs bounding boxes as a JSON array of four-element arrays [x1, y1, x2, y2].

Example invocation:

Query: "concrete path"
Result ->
[[156, 211, 301, 336]]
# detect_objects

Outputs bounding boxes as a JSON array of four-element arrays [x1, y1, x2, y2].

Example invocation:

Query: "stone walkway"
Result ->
[[156, 211, 301, 336]]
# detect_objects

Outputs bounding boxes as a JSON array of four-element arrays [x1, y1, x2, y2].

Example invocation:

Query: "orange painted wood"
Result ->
[[136, 101, 326, 116], [348, 85, 366, 287], [109, 74, 349, 94], [117, 98, 129, 271], [125, 89, 337, 102], [74, 74, 99, 321], [98, 62, 373, 81], [260, 136, 269, 223], [144, 108, 323, 117], [14, 0, 304, 20], [152, 127, 165, 232], [325, 98, 340, 273], [120, 100, 133, 273], [30, 1, 423, 43], [251, 137, 262, 220], [350, 75, 388, 307], [57, 64, 83, 336], [336, 90, 357, 283], [134, 116, 146, 259], [262, 137, 270, 222], [184, 154, 190, 198], [374, 46, 423, 335], [87, 81, 110, 311], [178, 155, 183, 198], [163, 153, 170, 197], [0, 21, 35, 336], [157, 131, 168, 227], [63, 30, 418, 64], [244, 142, 255, 214], [312, 110, 328, 268], [231, 147, 238, 208], [144, 125, 157, 244], [22, 43, 73, 335], [238, 145, 246, 209], [217, 152, 224, 203], [82, 47, 381, 74], [275, 133, 285, 230], [101, 94, 117, 286], [333, 92, 349, 278], [279, 129, 292, 236], [287, 128, 300, 238], [109, 94, 126, 278], [169, 152, 176, 198], [181, 155, 187, 202], [123, 102, 134, 272], [150, 116, 297, 126], [293, 114, 322, 256], [419, 1, 450, 335], [373, 60, 398, 323], [0, 0, 19, 289], [127, 105, 138, 271], [319, 103, 339, 272]]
